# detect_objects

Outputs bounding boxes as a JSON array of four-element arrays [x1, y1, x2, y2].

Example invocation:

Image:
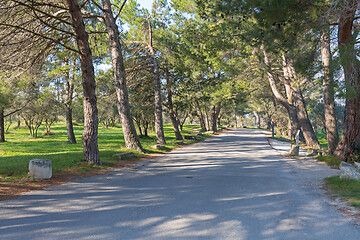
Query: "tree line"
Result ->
[[0, 0, 359, 164]]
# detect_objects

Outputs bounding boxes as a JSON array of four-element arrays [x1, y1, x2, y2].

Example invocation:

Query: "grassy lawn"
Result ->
[[316, 130, 328, 150], [0, 122, 210, 179], [325, 176, 360, 209]]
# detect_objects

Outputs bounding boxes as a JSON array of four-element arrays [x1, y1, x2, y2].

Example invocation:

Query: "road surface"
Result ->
[[1, 129, 360, 239]]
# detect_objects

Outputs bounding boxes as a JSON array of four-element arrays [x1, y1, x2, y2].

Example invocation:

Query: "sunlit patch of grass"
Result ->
[[316, 155, 342, 167], [316, 131, 328, 150], [0, 122, 206, 178], [325, 176, 360, 209]]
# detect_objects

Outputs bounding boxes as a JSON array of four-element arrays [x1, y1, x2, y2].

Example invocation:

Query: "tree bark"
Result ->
[[215, 102, 221, 127], [195, 100, 206, 132], [0, 108, 5, 142], [67, 0, 100, 164], [101, 0, 144, 153], [293, 87, 320, 148], [211, 103, 221, 133], [254, 111, 260, 128], [211, 105, 217, 132], [65, 59, 76, 144], [321, 29, 339, 154], [165, 65, 182, 140], [205, 110, 210, 131], [282, 55, 320, 149], [263, 47, 301, 140], [146, 18, 166, 144], [65, 106, 76, 143], [334, 6, 359, 160]]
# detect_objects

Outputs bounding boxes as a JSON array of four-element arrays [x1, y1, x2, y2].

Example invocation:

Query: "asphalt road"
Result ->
[[1, 128, 360, 240]]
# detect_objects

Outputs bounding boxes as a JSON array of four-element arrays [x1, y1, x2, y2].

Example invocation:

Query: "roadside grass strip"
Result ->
[[326, 176, 360, 209]]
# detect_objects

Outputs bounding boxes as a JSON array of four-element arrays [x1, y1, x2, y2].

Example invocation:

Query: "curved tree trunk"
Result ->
[[321, 29, 338, 154], [282, 55, 320, 149], [334, 6, 359, 160], [102, 0, 144, 152], [67, 0, 100, 164], [165, 65, 182, 140]]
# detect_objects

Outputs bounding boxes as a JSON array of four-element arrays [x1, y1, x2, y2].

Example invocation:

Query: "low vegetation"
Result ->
[[317, 155, 342, 168], [325, 176, 360, 209]]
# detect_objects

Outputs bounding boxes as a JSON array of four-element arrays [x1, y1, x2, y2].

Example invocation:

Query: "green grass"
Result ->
[[268, 135, 292, 143], [325, 176, 360, 208], [316, 155, 342, 167], [316, 131, 328, 150], [0, 122, 210, 179]]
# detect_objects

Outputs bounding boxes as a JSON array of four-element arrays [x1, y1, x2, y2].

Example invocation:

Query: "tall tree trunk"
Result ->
[[334, 6, 359, 160], [147, 18, 166, 144], [165, 65, 182, 140], [253, 111, 260, 128], [293, 87, 320, 148], [211, 103, 221, 132], [282, 54, 320, 149], [195, 100, 206, 132], [65, 106, 76, 143], [205, 109, 210, 131], [215, 102, 221, 128], [321, 29, 339, 154], [67, 0, 100, 164], [101, 0, 144, 152], [211, 105, 217, 132], [65, 59, 76, 144], [0, 108, 5, 142], [263, 47, 301, 140]]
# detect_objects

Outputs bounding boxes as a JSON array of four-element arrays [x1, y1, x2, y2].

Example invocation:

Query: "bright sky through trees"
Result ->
[[138, 0, 154, 10]]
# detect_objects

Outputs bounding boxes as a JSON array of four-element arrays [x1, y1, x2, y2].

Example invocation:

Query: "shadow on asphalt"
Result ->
[[0, 129, 357, 240]]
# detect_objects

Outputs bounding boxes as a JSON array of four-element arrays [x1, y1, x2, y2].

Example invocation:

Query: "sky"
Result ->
[[137, 0, 154, 11]]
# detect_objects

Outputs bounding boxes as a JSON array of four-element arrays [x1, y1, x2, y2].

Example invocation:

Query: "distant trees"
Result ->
[[0, 72, 34, 142], [21, 90, 59, 138]]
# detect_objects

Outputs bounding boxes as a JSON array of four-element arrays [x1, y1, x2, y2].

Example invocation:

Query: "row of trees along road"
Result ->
[[0, 0, 359, 164]]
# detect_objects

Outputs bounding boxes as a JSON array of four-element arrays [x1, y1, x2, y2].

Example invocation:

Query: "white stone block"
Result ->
[[339, 162, 360, 180], [29, 159, 52, 179], [290, 144, 299, 156]]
